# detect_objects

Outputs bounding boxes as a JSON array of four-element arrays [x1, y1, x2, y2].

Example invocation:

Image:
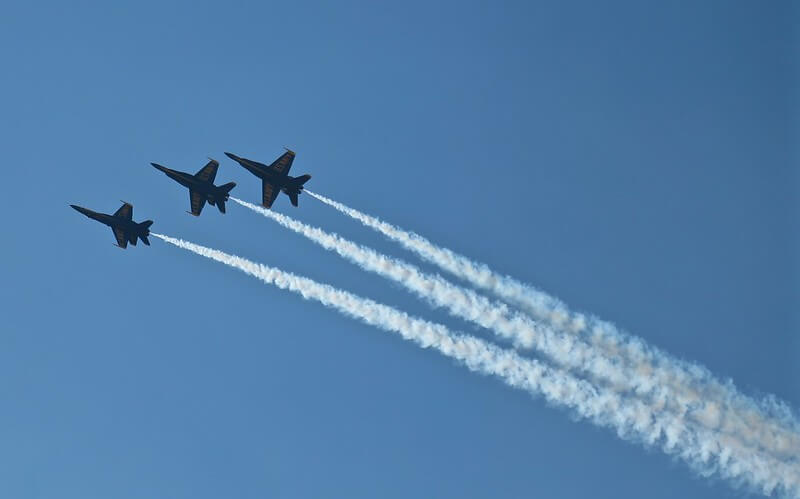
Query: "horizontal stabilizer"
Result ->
[[217, 200, 227, 214], [220, 182, 236, 193], [289, 192, 299, 207], [140, 235, 151, 246]]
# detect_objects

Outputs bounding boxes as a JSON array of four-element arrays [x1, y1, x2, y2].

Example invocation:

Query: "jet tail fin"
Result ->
[[136, 220, 152, 246]]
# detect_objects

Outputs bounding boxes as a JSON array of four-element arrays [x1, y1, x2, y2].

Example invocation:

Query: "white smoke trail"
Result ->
[[304, 191, 800, 459], [234, 196, 800, 463], [151, 232, 800, 496]]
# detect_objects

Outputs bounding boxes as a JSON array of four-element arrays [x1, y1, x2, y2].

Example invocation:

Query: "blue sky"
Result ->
[[1, 1, 797, 497]]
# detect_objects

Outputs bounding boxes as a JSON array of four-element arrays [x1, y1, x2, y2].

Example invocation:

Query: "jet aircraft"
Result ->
[[224, 149, 311, 208], [151, 158, 236, 215], [70, 202, 153, 249]]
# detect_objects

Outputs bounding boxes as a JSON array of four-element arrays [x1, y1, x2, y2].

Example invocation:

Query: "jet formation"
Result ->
[[71, 149, 311, 248]]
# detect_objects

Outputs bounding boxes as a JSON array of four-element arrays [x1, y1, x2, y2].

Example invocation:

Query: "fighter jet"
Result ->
[[151, 158, 236, 215], [224, 149, 311, 208], [70, 201, 152, 249]]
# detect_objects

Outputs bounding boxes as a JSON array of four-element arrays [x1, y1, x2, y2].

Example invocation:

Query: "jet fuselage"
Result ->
[[70, 205, 139, 231]]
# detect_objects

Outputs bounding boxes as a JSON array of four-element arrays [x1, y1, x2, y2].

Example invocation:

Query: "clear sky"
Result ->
[[1, 1, 797, 497]]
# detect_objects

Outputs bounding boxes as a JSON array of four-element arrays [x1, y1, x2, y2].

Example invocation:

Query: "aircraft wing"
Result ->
[[262, 180, 281, 208], [194, 159, 219, 184], [113, 202, 133, 220], [189, 189, 206, 216], [112, 227, 128, 248], [270, 150, 295, 176]]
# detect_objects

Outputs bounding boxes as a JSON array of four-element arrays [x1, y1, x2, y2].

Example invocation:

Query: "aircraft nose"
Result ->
[[70, 204, 90, 216], [224, 152, 238, 161]]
